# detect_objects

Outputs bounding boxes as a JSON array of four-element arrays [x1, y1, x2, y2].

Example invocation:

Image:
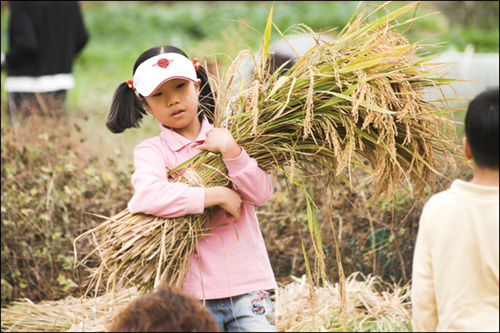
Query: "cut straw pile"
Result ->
[[75, 1, 460, 301], [1, 273, 411, 332], [275, 272, 412, 332], [1, 286, 139, 332]]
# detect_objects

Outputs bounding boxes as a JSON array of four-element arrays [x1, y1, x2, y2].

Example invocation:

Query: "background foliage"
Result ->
[[1, 118, 134, 304]]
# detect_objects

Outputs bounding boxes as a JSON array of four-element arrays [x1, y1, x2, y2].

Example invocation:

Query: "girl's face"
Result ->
[[142, 79, 200, 136]]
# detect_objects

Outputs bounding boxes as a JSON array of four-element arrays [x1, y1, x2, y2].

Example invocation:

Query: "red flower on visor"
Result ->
[[153, 58, 171, 68]]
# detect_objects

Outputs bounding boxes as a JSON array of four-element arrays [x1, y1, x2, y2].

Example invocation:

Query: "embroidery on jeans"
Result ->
[[250, 291, 269, 315], [254, 290, 269, 302], [252, 303, 266, 315]]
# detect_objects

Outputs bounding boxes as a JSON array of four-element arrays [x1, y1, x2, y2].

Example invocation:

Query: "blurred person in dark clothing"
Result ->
[[1, 1, 89, 125]]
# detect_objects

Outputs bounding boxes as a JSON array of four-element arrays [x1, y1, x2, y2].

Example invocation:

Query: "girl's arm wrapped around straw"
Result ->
[[223, 148, 273, 207], [128, 139, 205, 217]]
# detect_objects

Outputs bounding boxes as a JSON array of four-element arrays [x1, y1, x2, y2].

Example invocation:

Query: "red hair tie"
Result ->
[[126, 79, 135, 91], [193, 58, 200, 71]]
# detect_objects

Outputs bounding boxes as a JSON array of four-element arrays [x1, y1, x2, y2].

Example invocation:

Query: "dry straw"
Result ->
[[75, 1, 460, 303], [0, 273, 411, 332], [275, 272, 412, 332], [1, 287, 139, 332]]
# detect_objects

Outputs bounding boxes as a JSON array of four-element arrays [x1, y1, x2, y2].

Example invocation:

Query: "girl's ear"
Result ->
[[140, 96, 153, 114], [195, 79, 201, 94]]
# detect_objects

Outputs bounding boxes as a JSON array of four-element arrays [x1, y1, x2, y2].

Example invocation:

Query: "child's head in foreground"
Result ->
[[463, 86, 499, 175], [109, 283, 220, 332]]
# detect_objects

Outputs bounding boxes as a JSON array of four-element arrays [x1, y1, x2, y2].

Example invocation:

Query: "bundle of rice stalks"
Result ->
[[75, 1, 460, 301], [75, 168, 221, 299], [275, 272, 412, 332], [222, 5, 459, 197]]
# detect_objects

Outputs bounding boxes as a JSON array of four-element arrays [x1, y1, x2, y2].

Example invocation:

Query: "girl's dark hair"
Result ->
[[105, 45, 215, 133], [465, 86, 499, 169]]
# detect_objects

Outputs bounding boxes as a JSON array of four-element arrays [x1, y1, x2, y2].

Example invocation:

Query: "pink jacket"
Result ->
[[128, 117, 277, 299]]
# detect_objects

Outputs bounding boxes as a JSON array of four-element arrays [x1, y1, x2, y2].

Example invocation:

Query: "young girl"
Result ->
[[105, 45, 278, 332]]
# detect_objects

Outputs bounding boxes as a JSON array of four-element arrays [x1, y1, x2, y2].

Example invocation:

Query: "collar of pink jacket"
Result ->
[[159, 115, 212, 152]]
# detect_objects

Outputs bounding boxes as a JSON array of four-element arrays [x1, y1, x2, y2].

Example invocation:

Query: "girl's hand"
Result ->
[[204, 186, 242, 222], [196, 128, 241, 159]]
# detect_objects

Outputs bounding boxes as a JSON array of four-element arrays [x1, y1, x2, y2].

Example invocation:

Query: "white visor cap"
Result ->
[[133, 53, 199, 97]]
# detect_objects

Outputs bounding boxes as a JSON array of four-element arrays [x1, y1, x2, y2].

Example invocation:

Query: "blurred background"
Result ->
[[1, 1, 498, 165]]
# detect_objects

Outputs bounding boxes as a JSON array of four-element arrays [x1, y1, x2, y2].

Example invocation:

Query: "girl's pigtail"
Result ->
[[105, 82, 148, 133], [196, 65, 216, 124]]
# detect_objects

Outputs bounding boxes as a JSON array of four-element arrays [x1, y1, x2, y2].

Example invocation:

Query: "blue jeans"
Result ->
[[204, 290, 277, 332]]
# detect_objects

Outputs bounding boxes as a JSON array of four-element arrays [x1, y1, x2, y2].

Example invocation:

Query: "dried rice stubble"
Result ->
[[1, 286, 140, 332], [275, 272, 412, 332], [1, 273, 411, 332]]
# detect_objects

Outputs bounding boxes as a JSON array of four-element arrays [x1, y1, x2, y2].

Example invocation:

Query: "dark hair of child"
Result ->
[[105, 45, 215, 134], [109, 283, 220, 332], [464, 86, 499, 169]]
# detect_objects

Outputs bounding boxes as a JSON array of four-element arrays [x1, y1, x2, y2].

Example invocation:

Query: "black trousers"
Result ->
[[7, 90, 67, 125]]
